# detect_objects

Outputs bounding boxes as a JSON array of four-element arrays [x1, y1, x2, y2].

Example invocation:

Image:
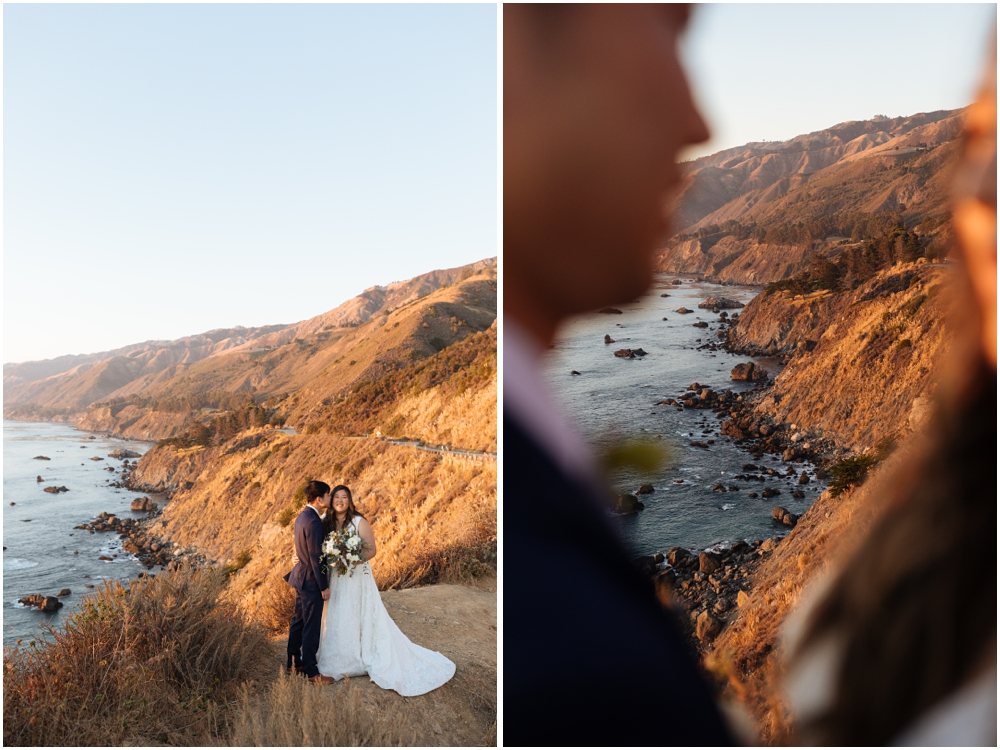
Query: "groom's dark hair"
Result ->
[[303, 479, 331, 504]]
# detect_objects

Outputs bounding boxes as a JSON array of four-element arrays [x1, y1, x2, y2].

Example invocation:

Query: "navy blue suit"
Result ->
[[505, 414, 735, 746], [284, 505, 328, 677]]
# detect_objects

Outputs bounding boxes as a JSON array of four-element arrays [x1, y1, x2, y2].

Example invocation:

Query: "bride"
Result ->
[[298, 484, 455, 696]]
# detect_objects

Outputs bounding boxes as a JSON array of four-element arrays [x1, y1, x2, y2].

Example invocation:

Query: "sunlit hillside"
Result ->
[[658, 110, 963, 284]]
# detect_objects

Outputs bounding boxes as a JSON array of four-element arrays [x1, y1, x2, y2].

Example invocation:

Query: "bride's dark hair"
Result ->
[[324, 484, 365, 535]]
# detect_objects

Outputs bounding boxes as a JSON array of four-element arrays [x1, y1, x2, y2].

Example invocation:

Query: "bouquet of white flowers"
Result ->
[[320, 526, 370, 577]]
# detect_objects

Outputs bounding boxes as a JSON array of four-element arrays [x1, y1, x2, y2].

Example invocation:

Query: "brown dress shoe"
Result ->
[[285, 665, 302, 676], [308, 674, 334, 685]]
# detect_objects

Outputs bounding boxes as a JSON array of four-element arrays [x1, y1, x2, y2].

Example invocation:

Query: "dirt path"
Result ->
[[271, 582, 497, 746]]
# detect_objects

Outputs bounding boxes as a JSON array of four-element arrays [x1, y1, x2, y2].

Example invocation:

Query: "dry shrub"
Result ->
[[375, 539, 497, 591], [449, 661, 498, 746], [228, 671, 410, 746], [256, 576, 297, 635], [3, 565, 271, 747]]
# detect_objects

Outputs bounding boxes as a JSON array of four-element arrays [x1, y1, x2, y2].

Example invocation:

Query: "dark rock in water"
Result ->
[[667, 547, 690, 567], [660, 293, 670, 297], [90, 456, 104, 461], [730, 362, 768, 381], [131, 497, 158, 512], [614, 349, 635, 359], [783, 512, 799, 527], [633, 555, 659, 576], [636, 484, 655, 495], [36, 476, 44, 482], [33, 456, 51, 461], [698, 296, 745, 310], [98, 555, 113, 561], [613, 494, 644, 514], [742, 464, 758, 471], [815, 466, 830, 480], [671, 279, 683, 285], [693, 321, 709, 328], [56, 589, 71, 597], [633, 348, 648, 356], [690, 441, 709, 449], [19, 594, 63, 611], [43, 486, 70, 494], [598, 307, 623, 314], [711, 483, 726, 492], [570, 370, 581, 375], [675, 307, 692, 314], [109, 448, 141, 459], [698, 551, 721, 574], [696, 611, 723, 643], [662, 317, 667, 321], [653, 552, 665, 564], [792, 489, 806, 499], [762, 488, 781, 499], [604, 334, 615, 344], [798, 471, 810, 484], [748, 492, 758, 498]]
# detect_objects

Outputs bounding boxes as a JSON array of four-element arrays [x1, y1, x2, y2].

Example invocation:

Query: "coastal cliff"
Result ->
[[4, 262, 498, 746], [726, 261, 952, 451]]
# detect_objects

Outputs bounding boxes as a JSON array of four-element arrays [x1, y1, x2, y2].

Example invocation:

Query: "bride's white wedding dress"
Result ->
[[315, 518, 456, 696]]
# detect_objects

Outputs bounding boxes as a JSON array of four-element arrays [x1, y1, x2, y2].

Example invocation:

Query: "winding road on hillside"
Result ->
[[277, 427, 496, 460]]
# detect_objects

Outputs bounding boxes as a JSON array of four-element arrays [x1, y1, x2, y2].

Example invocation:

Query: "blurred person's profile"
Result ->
[[504, 4, 735, 746]]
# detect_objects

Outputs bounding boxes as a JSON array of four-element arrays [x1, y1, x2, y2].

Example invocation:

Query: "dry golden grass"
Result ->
[[3, 565, 272, 747], [740, 262, 954, 451], [133, 430, 496, 617], [228, 672, 411, 746], [385, 373, 497, 453]]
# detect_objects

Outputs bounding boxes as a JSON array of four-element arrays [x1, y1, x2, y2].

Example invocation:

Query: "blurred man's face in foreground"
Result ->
[[505, 4, 709, 342]]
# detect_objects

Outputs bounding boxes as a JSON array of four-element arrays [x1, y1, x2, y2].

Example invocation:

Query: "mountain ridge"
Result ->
[[658, 109, 965, 285], [3, 257, 497, 427]]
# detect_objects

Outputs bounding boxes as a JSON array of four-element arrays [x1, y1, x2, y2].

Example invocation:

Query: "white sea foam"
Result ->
[[3, 558, 39, 571]]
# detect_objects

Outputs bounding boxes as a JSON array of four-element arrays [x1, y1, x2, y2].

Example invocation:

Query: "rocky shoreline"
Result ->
[[16, 455, 207, 615], [619, 292, 851, 652]]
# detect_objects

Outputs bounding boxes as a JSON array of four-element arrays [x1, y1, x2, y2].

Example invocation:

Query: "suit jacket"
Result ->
[[284, 506, 328, 593], [505, 413, 734, 746]]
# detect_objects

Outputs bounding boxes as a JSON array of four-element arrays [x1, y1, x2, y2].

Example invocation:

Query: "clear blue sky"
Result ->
[[4, 4, 497, 364], [681, 3, 997, 160]]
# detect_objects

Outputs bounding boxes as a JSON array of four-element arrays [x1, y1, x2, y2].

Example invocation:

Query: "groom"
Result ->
[[284, 479, 334, 685]]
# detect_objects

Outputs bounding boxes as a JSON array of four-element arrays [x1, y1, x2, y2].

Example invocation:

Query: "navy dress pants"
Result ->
[[287, 588, 324, 678]]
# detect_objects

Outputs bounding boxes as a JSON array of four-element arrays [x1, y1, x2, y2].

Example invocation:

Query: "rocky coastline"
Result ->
[[619, 291, 850, 652], [15, 455, 206, 615]]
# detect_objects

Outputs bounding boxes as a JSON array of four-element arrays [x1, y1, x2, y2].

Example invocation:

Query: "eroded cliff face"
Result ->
[[76, 404, 190, 441], [728, 261, 954, 451], [655, 236, 815, 285]]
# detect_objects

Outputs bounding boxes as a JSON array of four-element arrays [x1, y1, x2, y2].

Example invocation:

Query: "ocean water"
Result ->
[[2, 421, 155, 647], [542, 275, 826, 557]]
